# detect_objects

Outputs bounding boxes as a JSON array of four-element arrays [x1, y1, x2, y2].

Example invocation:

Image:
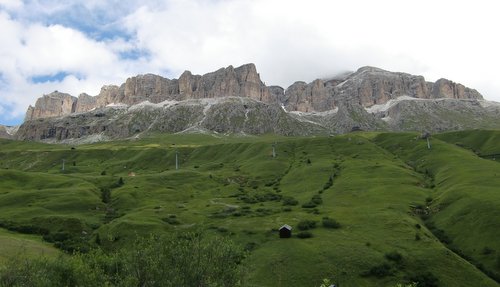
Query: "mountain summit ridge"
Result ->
[[12, 63, 500, 142], [24, 63, 482, 121]]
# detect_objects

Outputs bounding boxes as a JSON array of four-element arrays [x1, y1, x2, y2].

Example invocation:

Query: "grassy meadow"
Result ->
[[0, 130, 499, 286]]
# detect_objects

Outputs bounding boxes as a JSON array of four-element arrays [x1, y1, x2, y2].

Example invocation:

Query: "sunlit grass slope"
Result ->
[[0, 131, 499, 286]]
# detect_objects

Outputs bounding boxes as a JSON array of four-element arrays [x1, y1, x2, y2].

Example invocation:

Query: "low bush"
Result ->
[[364, 263, 392, 278], [426, 222, 452, 244], [481, 247, 494, 255], [0, 232, 243, 287], [311, 194, 323, 205], [282, 196, 298, 206], [323, 175, 333, 190], [408, 272, 439, 287], [297, 231, 313, 239], [244, 242, 258, 252], [301, 202, 317, 208], [162, 217, 180, 225], [297, 220, 316, 231], [322, 217, 341, 229], [385, 251, 403, 264]]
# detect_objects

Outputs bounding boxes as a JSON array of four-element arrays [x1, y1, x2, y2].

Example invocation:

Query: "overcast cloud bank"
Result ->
[[0, 0, 499, 125]]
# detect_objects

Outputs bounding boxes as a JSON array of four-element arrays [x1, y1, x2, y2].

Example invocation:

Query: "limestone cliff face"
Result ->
[[24, 64, 485, 119], [276, 66, 481, 112], [178, 64, 270, 101], [283, 79, 333, 112], [14, 63, 499, 143], [25, 92, 77, 121], [95, 85, 122, 107], [334, 66, 432, 107], [75, 93, 97, 113], [25, 63, 274, 120], [431, 78, 482, 99], [123, 74, 179, 103]]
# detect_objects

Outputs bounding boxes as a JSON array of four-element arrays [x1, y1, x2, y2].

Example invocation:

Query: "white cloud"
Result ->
[[0, 11, 139, 120], [1, 0, 500, 125], [0, 0, 23, 10], [122, 0, 500, 99]]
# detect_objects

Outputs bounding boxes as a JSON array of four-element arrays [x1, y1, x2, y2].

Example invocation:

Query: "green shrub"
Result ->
[[282, 196, 299, 206], [481, 247, 494, 255], [297, 220, 316, 231], [311, 194, 323, 205], [323, 175, 333, 190], [426, 222, 452, 244], [244, 242, 258, 252], [322, 217, 340, 229], [162, 217, 180, 225], [408, 272, 439, 287], [239, 195, 257, 204], [385, 251, 403, 264], [301, 201, 317, 208], [297, 231, 313, 239], [100, 187, 111, 204], [364, 263, 392, 278], [0, 232, 243, 287], [216, 227, 228, 233]]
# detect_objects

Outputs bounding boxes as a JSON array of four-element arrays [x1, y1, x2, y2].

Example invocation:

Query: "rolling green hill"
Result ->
[[0, 131, 499, 286]]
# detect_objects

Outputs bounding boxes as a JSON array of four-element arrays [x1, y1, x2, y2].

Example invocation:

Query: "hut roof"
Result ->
[[280, 224, 292, 230]]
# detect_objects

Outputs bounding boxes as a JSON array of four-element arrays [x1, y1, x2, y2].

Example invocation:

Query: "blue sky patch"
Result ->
[[0, 103, 23, 126], [119, 48, 151, 61], [31, 71, 70, 83]]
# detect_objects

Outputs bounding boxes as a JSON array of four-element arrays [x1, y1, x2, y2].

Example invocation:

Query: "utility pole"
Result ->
[[62, 159, 65, 171], [175, 150, 179, 170]]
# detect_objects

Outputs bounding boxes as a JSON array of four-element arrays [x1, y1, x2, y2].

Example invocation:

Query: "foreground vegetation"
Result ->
[[0, 130, 499, 286], [1, 231, 242, 286]]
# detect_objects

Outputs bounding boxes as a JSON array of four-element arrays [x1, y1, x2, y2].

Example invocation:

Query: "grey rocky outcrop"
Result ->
[[15, 63, 498, 142], [75, 93, 97, 113], [0, 125, 19, 139], [23, 64, 484, 120], [178, 64, 270, 101], [430, 78, 482, 99], [25, 91, 77, 121], [24, 64, 274, 121], [333, 66, 433, 106], [16, 98, 327, 142]]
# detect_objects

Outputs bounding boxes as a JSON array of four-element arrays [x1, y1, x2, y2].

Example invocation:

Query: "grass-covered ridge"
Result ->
[[0, 130, 499, 286]]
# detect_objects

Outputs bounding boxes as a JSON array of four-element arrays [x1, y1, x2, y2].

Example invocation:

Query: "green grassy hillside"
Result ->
[[0, 228, 61, 263], [0, 131, 499, 287], [435, 130, 500, 160]]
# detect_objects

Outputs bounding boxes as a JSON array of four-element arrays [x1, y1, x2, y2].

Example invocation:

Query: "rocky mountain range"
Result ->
[[0, 125, 18, 140], [8, 63, 500, 143]]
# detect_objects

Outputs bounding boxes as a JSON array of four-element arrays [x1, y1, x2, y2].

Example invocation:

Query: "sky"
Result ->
[[1, 0, 499, 126]]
